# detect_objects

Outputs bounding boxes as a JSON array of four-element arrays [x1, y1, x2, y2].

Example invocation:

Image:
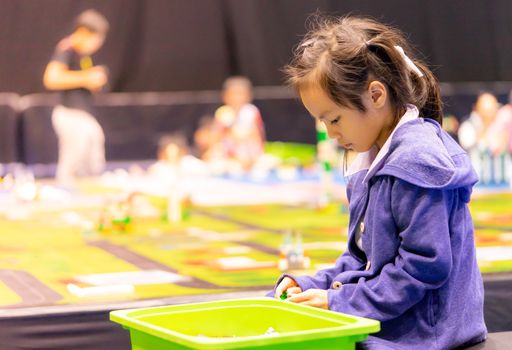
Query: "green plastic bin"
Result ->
[[110, 298, 380, 350]]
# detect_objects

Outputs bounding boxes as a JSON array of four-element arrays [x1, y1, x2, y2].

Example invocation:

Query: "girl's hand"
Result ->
[[287, 289, 329, 309], [274, 277, 301, 299]]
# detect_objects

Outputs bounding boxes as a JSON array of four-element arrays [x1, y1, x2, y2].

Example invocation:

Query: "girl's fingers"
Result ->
[[274, 281, 287, 298], [288, 289, 329, 309], [287, 290, 312, 303], [296, 299, 315, 307], [274, 286, 284, 299], [274, 277, 297, 298], [286, 287, 302, 295]]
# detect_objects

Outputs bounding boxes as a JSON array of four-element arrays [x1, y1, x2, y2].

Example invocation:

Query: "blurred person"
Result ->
[[148, 133, 206, 222], [493, 90, 512, 154], [490, 91, 512, 184], [148, 133, 207, 180], [458, 93, 499, 150], [213, 76, 265, 172], [458, 92, 506, 184], [193, 115, 223, 160], [43, 9, 109, 185]]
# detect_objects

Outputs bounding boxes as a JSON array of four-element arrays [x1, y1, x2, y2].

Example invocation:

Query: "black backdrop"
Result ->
[[0, 0, 512, 95]]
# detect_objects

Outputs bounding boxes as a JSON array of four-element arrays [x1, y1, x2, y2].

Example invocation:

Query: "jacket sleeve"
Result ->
[[270, 250, 364, 294], [267, 173, 365, 297], [328, 179, 454, 321]]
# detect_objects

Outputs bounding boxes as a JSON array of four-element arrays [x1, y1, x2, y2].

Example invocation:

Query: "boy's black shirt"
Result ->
[[51, 43, 93, 113]]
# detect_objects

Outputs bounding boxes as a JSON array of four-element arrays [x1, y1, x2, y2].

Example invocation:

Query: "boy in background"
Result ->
[[43, 9, 109, 184]]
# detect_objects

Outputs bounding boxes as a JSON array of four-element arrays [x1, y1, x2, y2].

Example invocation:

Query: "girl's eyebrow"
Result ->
[[318, 109, 334, 121], [319, 113, 329, 121]]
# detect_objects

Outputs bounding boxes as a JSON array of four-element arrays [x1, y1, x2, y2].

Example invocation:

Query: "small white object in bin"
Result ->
[[264, 327, 279, 336]]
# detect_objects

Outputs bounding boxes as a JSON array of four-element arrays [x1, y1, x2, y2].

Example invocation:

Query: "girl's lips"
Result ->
[[341, 143, 353, 150]]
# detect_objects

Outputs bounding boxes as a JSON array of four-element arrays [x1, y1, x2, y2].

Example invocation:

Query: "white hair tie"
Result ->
[[394, 45, 424, 77]]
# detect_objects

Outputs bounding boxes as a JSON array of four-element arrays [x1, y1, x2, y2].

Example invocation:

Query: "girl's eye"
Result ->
[[330, 117, 340, 125]]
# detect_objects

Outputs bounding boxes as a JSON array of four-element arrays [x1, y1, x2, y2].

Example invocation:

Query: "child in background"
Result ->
[[458, 93, 499, 152], [459, 93, 509, 184], [496, 91, 512, 156], [193, 116, 223, 161], [43, 9, 109, 185], [213, 76, 265, 172], [148, 133, 206, 180], [270, 16, 486, 349]]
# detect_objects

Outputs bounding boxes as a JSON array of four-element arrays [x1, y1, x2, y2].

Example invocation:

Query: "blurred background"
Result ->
[[0, 1, 511, 350], [1, 0, 512, 166], [3, 0, 512, 92]]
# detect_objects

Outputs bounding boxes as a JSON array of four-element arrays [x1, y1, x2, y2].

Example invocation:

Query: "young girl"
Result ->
[[271, 16, 487, 349], [213, 76, 266, 171]]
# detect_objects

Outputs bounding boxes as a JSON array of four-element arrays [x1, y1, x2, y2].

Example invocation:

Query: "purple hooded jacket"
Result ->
[[272, 116, 487, 349]]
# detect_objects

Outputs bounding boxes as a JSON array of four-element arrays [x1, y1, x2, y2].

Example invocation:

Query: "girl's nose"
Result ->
[[326, 127, 338, 139]]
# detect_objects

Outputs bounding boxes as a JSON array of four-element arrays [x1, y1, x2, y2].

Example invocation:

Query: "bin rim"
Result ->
[[110, 297, 380, 349]]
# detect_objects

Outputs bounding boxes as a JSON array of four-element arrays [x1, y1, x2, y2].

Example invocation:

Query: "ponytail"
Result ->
[[365, 35, 443, 125], [413, 61, 443, 124]]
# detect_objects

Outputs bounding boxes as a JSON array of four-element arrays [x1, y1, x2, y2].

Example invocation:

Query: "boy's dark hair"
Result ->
[[74, 9, 109, 35], [285, 15, 442, 124]]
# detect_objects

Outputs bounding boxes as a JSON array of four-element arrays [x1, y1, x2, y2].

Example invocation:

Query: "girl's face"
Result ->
[[299, 81, 395, 152]]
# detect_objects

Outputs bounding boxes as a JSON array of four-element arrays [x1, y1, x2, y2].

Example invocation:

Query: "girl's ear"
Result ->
[[367, 81, 387, 109]]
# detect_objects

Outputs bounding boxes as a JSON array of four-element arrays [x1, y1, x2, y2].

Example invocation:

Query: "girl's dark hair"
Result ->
[[285, 16, 443, 124]]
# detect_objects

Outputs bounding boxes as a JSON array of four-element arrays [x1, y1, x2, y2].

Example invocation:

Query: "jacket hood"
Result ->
[[373, 118, 478, 202]]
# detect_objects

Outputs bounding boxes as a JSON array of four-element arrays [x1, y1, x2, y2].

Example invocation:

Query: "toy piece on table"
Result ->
[[280, 291, 288, 300], [97, 195, 134, 234], [164, 187, 191, 223], [278, 230, 311, 271], [264, 327, 279, 336]]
